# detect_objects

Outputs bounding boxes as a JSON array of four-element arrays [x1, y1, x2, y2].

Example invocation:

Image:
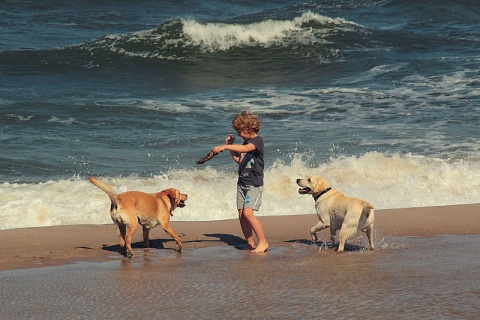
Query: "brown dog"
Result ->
[[297, 175, 375, 253], [88, 177, 187, 258]]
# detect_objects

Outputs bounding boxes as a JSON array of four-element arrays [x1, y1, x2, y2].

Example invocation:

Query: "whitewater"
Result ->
[[1, 152, 478, 230]]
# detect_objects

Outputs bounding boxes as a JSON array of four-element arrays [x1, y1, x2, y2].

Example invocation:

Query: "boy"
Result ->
[[213, 111, 269, 253]]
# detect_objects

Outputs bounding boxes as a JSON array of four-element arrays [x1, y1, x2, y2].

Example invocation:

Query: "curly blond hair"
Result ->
[[232, 111, 262, 133]]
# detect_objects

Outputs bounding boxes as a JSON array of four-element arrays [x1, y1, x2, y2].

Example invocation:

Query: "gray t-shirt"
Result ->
[[238, 136, 264, 186]]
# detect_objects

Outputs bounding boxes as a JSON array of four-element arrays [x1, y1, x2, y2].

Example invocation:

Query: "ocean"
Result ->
[[1, 0, 479, 230]]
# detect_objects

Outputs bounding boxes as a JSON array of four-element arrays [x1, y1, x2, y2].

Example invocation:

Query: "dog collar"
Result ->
[[313, 187, 331, 202], [161, 191, 174, 216]]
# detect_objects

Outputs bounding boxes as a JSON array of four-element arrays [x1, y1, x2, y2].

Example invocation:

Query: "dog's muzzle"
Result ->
[[298, 187, 312, 194], [296, 179, 311, 194]]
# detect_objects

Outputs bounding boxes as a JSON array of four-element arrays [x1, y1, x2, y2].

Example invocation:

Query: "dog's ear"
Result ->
[[312, 176, 330, 193], [162, 188, 177, 199], [163, 188, 183, 203]]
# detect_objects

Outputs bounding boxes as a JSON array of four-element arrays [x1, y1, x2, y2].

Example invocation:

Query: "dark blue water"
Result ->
[[0, 0, 479, 228]]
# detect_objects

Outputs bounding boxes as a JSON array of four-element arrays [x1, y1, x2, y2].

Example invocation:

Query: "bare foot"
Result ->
[[251, 242, 269, 254], [239, 243, 256, 250]]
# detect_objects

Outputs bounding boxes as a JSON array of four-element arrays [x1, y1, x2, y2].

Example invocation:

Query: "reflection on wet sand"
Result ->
[[1, 235, 479, 319]]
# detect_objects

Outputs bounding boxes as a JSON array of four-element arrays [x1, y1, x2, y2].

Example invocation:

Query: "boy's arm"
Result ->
[[213, 143, 256, 163]]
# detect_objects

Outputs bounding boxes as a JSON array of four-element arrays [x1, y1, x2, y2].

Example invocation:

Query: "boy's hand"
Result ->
[[225, 134, 235, 144], [213, 145, 224, 154]]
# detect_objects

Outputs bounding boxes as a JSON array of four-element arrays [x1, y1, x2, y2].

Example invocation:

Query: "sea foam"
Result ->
[[1, 152, 478, 230]]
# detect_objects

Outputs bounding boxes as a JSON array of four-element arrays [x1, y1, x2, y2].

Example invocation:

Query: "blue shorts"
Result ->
[[236, 184, 263, 211]]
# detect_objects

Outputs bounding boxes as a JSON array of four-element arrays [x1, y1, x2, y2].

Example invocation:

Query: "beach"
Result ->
[[1, 204, 479, 319], [1, 204, 479, 271], [2, 0, 480, 318]]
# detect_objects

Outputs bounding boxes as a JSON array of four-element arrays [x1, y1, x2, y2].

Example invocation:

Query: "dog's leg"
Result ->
[[338, 219, 360, 253], [365, 225, 375, 251], [142, 225, 150, 248], [117, 223, 127, 255], [124, 221, 138, 259], [363, 206, 375, 251], [337, 228, 348, 253], [160, 221, 183, 253], [310, 221, 327, 243]]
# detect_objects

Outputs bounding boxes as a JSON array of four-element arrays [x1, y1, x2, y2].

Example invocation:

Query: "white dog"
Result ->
[[297, 175, 375, 253]]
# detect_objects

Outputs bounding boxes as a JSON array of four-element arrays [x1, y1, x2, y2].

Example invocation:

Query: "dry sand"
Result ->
[[0, 203, 479, 271]]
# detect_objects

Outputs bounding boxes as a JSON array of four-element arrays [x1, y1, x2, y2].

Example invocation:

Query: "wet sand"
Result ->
[[1, 204, 479, 319]]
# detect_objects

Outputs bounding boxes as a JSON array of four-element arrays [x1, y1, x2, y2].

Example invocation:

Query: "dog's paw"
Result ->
[[126, 252, 134, 259], [176, 245, 183, 254]]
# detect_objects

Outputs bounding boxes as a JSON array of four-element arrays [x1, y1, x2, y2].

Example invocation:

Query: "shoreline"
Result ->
[[1, 203, 479, 271]]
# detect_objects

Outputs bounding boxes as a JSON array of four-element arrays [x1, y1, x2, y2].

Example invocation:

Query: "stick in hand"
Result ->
[[196, 150, 216, 164], [196, 134, 234, 165]]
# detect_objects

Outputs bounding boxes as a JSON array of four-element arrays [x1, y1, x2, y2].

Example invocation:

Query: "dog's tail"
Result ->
[[364, 202, 374, 217], [88, 177, 119, 208], [361, 202, 375, 231]]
